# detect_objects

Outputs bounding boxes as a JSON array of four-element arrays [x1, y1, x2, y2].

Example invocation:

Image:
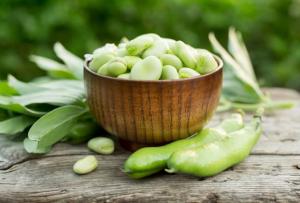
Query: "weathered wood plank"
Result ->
[[0, 88, 299, 202], [0, 154, 300, 202]]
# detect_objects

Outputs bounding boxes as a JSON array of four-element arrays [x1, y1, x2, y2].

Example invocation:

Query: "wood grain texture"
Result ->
[[0, 154, 300, 203], [84, 59, 223, 149], [0, 88, 300, 203]]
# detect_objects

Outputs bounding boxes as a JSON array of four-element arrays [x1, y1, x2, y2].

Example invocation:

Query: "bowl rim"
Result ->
[[84, 54, 223, 83]]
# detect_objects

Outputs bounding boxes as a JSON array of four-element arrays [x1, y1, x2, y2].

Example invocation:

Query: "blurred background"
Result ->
[[0, 0, 299, 89]]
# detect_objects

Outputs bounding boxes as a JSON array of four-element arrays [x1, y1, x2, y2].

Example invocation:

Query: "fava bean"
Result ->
[[97, 63, 110, 76], [123, 56, 142, 70], [93, 43, 117, 56], [179, 68, 200, 78], [142, 38, 169, 58], [90, 44, 118, 71], [161, 65, 179, 80], [130, 56, 162, 80], [126, 35, 154, 55], [175, 41, 197, 69], [163, 38, 177, 54], [116, 48, 128, 57], [87, 137, 115, 155], [159, 54, 183, 70], [195, 49, 218, 74], [89, 54, 115, 71], [107, 62, 127, 77], [73, 155, 98, 175], [106, 57, 127, 77], [117, 73, 131, 79]]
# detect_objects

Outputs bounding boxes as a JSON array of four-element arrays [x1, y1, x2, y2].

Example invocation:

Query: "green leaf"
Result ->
[[8, 75, 46, 95], [30, 55, 76, 79], [0, 81, 17, 96], [222, 65, 263, 103], [0, 96, 46, 116], [228, 27, 256, 81], [0, 116, 36, 135], [25, 105, 87, 153], [24, 138, 51, 154], [8, 75, 84, 95], [37, 80, 84, 92], [11, 88, 84, 106], [0, 84, 84, 116], [54, 42, 84, 80], [209, 32, 265, 103]]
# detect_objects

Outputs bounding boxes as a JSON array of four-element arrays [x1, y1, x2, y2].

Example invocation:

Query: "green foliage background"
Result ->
[[0, 0, 299, 89]]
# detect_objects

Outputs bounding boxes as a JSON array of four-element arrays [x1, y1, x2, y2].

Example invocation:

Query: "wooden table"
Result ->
[[0, 88, 299, 203]]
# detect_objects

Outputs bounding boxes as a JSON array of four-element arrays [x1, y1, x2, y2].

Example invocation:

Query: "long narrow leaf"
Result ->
[[222, 67, 263, 103], [8, 75, 84, 95], [209, 33, 265, 102], [30, 55, 76, 79], [54, 42, 83, 80], [0, 116, 36, 135], [8, 75, 46, 94], [25, 105, 87, 153], [228, 27, 256, 81], [38, 80, 84, 92], [0, 96, 46, 116], [13, 89, 84, 106]]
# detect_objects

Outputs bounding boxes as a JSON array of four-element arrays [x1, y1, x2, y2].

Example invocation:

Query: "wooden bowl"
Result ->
[[84, 56, 223, 151]]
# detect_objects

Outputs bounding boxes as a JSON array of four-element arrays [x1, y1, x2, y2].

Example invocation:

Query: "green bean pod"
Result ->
[[123, 113, 244, 178], [166, 111, 263, 177], [126, 168, 162, 179]]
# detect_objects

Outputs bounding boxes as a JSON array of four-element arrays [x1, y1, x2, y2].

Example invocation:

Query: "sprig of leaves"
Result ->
[[209, 28, 294, 111], [0, 43, 98, 154]]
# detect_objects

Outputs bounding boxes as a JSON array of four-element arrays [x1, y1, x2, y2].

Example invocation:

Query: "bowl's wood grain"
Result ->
[[84, 59, 222, 150]]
